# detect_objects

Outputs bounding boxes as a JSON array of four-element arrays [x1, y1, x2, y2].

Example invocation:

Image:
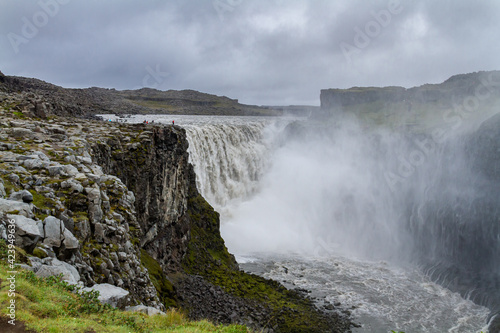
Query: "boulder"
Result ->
[[23, 158, 44, 169], [35, 258, 80, 285], [9, 128, 38, 140], [87, 188, 103, 224], [63, 164, 79, 176], [7, 214, 42, 249], [63, 155, 77, 163], [47, 165, 65, 176], [7, 173, 20, 185], [32, 151, 50, 161], [0, 152, 20, 163], [76, 156, 92, 164], [0, 181, 6, 198], [89, 165, 104, 176], [83, 283, 130, 309], [94, 223, 105, 242], [62, 228, 79, 250], [60, 179, 84, 193], [125, 305, 165, 316], [74, 218, 90, 241], [9, 190, 33, 203], [43, 216, 64, 247], [7, 214, 41, 237], [0, 198, 33, 217]]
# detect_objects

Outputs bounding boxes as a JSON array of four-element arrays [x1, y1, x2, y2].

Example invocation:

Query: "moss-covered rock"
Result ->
[[140, 249, 177, 309]]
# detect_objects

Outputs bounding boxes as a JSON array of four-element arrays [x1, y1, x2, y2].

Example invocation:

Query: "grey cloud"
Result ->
[[1, 0, 499, 105]]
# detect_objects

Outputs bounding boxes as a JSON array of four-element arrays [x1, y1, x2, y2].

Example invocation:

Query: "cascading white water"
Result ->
[[180, 114, 493, 332], [102, 113, 493, 332], [184, 121, 274, 209]]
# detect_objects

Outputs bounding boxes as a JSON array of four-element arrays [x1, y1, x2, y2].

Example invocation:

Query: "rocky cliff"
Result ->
[[321, 71, 500, 109], [0, 89, 352, 332], [320, 71, 500, 128]]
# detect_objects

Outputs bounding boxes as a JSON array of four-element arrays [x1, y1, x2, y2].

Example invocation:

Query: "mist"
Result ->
[[221, 118, 411, 260], [208, 113, 500, 315]]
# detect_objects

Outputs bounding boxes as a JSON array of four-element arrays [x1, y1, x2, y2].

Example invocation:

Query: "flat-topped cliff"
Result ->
[[320, 71, 500, 129]]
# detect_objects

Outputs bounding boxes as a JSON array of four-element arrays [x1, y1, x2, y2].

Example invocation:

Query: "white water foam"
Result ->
[[241, 253, 490, 333]]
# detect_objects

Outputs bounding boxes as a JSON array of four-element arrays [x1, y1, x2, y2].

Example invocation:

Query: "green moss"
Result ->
[[33, 247, 48, 259], [30, 190, 56, 209], [0, 239, 28, 264], [63, 192, 88, 213], [182, 192, 340, 332], [183, 192, 237, 271], [128, 226, 140, 246], [140, 249, 178, 308], [82, 239, 102, 256], [13, 111, 27, 119], [73, 212, 89, 223], [1, 175, 20, 195]]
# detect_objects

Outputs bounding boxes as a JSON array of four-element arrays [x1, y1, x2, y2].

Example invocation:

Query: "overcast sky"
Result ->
[[1, 0, 499, 106]]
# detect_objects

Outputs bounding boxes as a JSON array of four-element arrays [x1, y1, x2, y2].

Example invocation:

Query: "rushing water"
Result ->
[[103, 113, 494, 332], [239, 254, 489, 333]]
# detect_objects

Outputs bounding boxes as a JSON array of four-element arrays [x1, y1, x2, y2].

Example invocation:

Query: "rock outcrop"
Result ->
[[91, 125, 192, 273]]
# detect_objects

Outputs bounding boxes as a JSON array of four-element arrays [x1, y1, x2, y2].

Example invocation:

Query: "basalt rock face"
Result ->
[[91, 125, 193, 273]]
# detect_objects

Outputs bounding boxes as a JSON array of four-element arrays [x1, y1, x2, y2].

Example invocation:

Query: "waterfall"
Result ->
[[184, 117, 294, 211], [183, 114, 500, 328], [104, 113, 497, 330]]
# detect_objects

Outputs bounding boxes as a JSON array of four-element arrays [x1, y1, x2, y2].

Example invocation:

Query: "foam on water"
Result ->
[[240, 253, 490, 333]]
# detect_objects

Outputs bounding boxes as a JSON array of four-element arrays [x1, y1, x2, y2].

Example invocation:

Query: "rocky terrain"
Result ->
[[0, 84, 353, 332], [0, 71, 280, 117], [320, 70, 500, 131]]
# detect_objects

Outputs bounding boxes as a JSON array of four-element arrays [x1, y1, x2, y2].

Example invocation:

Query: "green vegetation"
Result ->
[[13, 111, 27, 119], [140, 249, 178, 309], [182, 192, 342, 332], [0, 240, 250, 333], [120, 90, 280, 116]]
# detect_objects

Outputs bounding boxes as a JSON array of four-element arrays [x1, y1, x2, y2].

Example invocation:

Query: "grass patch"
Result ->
[[0, 239, 250, 333]]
